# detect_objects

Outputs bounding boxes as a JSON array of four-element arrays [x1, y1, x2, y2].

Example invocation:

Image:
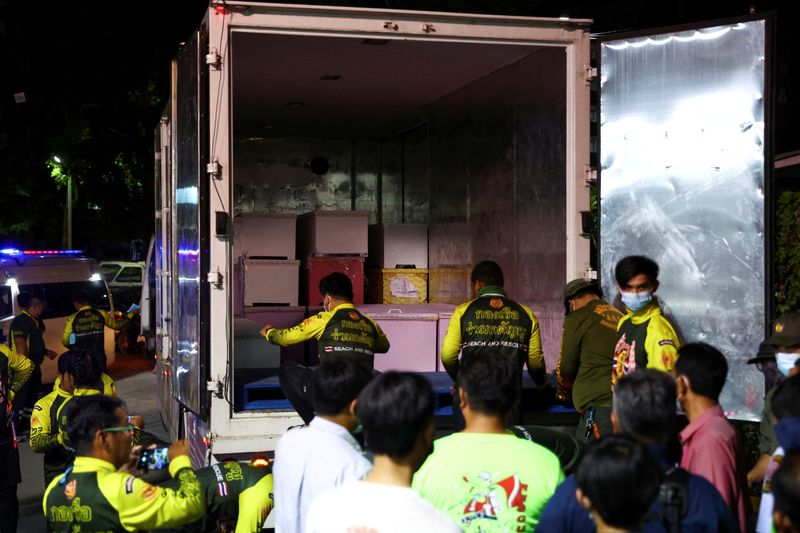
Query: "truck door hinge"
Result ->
[[383, 21, 399, 31], [207, 160, 222, 179], [584, 66, 598, 85], [422, 23, 436, 33], [206, 48, 222, 70], [207, 379, 224, 398], [207, 268, 223, 289], [584, 165, 597, 185]]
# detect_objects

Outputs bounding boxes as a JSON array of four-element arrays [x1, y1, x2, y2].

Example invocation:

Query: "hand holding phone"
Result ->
[[137, 447, 170, 471]]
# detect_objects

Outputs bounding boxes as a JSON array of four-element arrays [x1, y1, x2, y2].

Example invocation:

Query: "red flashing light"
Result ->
[[214, 5, 227, 15], [22, 249, 83, 256]]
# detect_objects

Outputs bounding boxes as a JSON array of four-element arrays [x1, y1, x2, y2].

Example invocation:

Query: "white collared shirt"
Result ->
[[274, 417, 372, 533]]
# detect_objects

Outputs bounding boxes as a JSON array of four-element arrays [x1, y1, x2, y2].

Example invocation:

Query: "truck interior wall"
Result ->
[[231, 38, 568, 371]]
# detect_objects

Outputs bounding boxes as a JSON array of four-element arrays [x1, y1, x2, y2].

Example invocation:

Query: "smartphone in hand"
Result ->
[[137, 447, 170, 471]]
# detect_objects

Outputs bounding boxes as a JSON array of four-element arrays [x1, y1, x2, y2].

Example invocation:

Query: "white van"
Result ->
[[0, 249, 117, 383]]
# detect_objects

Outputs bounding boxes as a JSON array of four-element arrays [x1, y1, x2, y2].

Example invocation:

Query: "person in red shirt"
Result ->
[[675, 342, 749, 532]]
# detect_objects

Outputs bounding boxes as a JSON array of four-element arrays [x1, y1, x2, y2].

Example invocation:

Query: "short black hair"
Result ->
[[771, 375, 800, 419], [773, 449, 800, 529], [614, 255, 660, 287], [576, 434, 662, 530], [71, 290, 91, 305], [65, 395, 126, 455], [17, 291, 41, 309], [356, 372, 435, 458], [471, 260, 504, 288], [312, 358, 373, 416], [57, 352, 72, 374], [458, 351, 520, 417], [66, 346, 103, 388], [613, 369, 676, 443], [319, 272, 353, 302], [675, 342, 728, 402]]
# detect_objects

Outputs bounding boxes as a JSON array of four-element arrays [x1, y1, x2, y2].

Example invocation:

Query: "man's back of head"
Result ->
[[71, 290, 91, 307], [357, 372, 435, 465], [458, 350, 520, 424], [319, 273, 354, 302], [613, 369, 676, 443], [471, 260, 504, 288], [675, 342, 728, 403], [576, 434, 662, 532], [773, 449, 800, 533], [312, 358, 373, 418], [67, 346, 103, 389]]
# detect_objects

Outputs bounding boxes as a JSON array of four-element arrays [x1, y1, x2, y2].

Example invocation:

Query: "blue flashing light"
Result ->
[[0, 248, 22, 255]]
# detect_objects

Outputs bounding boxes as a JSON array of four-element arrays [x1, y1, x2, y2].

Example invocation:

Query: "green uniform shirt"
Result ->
[[62, 305, 128, 353], [759, 387, 778, 455], [30, 383, 73, 484], [44, 455, 204, 532], [160, 461, 274, 533], [441, 286, 545, 384], [265, 303, 390, 368], [413, 432, 564, 531], [9, 311, 47, 365], [556, 299, 622, 411], [0, 344, 33, 437]]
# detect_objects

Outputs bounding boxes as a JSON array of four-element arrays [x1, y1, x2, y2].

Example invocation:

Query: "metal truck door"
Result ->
[[171, 24, 210, 419], [598, 17, 771, 420]]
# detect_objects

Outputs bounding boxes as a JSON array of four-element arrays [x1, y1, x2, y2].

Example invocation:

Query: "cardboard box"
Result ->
[[233, 213, 297, 260], [429, 267, 472, 304], [303, 256, 364, 306], [297, 210, 369, 257], [367, 268, 428, 304], [367, 224, 428, 268], [242, 259, 300, 306]]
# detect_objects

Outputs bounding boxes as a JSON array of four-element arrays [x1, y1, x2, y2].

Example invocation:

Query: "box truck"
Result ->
[[147, 2, 771, 464]]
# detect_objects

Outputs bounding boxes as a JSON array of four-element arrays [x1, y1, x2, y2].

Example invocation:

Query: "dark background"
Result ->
[[0, 0, 797, 257]]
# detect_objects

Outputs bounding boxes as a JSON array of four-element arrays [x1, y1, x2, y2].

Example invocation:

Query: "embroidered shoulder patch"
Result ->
[[658, 339, 674, 347], [125, 476, 135, 494]]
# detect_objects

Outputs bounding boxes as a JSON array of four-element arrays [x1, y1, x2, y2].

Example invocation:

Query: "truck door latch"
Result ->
[[207, 269, 223, 289]]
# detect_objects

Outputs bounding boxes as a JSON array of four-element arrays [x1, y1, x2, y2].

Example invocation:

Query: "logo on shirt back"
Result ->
[[349, 311, 360, 321], [489, 298, 504, 309], [461, 472, 528, 529]]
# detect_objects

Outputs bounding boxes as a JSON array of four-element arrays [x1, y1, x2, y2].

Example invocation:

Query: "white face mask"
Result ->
[[620, 291, 652, 312], [776, 352, 799, 377]]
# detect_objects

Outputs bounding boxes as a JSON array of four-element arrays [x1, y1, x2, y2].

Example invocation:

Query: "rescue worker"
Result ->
[[440, 260, 546, 424], [556, 278, 623, 441], [43, 395, 204, 532], [51, 347, 143, 480], [0, 343, 32, 533], [157, 459, 274, 533], [611, 255, 680, 389], [260, 272, 389, 423], [9, 291, 57, 434], [30, 352, 75, 486], [62, 289, 138, 371]]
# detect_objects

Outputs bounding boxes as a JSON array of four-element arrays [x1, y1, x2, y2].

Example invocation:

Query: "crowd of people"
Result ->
[[1, 256, 800, 532]]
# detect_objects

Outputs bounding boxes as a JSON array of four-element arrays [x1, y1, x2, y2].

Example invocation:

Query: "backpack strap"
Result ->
[[659, 467, 690, 533]]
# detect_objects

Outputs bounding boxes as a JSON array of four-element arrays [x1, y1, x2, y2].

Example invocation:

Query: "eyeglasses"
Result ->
[[101, 425, 135, 435]]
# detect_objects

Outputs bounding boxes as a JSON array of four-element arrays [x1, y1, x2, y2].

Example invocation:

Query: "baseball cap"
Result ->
[[765, 312, 800, 349], [564, 278, 600, 300]]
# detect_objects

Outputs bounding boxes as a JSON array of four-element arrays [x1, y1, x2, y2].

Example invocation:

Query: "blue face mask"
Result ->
[[776, 352, 799, 377], [621, 291, 652, 312]]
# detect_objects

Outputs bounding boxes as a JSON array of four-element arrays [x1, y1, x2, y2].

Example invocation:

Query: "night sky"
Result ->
[[0, 0, 797, 253]]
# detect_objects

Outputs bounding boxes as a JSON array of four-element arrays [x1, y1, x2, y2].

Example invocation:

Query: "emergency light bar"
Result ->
[[0, 248, 83, 256]]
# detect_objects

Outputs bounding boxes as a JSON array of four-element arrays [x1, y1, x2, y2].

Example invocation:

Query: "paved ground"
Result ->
[[17, 352, 165, 532]]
